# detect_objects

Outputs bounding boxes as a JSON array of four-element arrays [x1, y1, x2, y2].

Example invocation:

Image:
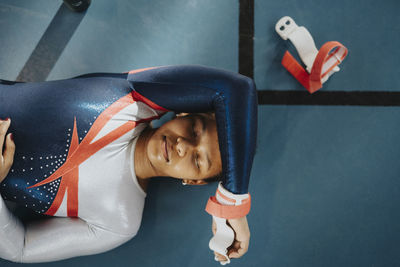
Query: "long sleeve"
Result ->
[[0, 196, 134, 263], [127, 65, 258, 194]]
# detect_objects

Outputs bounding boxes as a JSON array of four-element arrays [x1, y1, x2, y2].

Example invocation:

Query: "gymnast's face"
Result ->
[[146, 113, 222, 182]]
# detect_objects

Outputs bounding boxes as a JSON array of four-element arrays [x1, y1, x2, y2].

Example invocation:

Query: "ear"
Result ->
[[182, 179, 208, 185], [176, 112, 190, 117]]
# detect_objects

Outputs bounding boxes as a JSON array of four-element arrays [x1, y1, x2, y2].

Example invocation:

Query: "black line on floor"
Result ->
[[238, 0, 254, 79], [257, 90, 400, 106], [16, 4, 86, 82]]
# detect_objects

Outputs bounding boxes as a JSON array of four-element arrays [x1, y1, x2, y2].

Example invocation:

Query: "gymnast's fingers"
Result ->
[[214, 251, 227, 262], [212, 218, 217, 235], [3, 132, 16, 171], [0, 118, 11, 158], [226, 216, 250, 259], [228, 240, 248, 258]]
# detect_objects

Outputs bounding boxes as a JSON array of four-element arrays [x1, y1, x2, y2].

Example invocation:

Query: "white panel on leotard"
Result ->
[[53, 190, 68, 217], [90, 101, 158, 144]]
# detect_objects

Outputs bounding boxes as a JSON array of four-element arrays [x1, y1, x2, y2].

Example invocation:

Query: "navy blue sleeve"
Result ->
[[127, 65, 257, 194]]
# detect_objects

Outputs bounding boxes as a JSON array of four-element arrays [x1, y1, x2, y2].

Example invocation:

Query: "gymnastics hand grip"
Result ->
[[205, 183, 251, 265], [275, 16, 348, 93], [209, 216, 234, 265]]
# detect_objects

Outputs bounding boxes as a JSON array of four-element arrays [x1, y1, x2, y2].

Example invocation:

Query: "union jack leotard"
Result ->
[[0, 65, 257, 262]]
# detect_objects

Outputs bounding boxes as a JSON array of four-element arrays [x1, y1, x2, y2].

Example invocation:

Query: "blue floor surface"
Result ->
[[1, 0, 400, 266]]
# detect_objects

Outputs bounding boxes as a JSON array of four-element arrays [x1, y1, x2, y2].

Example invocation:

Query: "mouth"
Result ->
[[162, 136, 169, 162]]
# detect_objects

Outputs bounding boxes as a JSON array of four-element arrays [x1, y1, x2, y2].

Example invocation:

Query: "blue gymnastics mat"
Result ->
[[1, 0, 399, 266]]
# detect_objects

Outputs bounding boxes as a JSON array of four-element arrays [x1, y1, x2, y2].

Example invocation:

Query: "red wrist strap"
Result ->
[[282, 41, 348, 94], [205, 195, 251, 219]]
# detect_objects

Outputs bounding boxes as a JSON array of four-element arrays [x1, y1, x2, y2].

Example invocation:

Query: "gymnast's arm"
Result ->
[[0, 120, 133, 263], [126, 65, 258, 195], [0, 203, 134, 263], [127, 65, 256, 261]]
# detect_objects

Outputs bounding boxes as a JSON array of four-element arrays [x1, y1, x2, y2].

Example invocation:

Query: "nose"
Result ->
[[175, 137, 193, 157]]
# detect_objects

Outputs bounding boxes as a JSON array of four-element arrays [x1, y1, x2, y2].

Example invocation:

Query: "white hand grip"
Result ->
[[275, 16, 340, 77], [209, 216, 235, 265], [275, 16, 298, 40]]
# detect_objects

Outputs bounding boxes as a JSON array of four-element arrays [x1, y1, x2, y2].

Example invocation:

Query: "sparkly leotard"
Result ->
[[0, 65, 257, 263]]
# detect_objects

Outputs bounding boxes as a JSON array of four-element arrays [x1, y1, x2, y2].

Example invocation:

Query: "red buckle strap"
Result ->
[[205, 195, 251, 219], [282, 41, 348, 94]]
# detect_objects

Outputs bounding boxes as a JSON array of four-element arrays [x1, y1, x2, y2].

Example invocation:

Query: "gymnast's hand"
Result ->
[[0, 118, 15, 183], [212, 216, 250, 262]]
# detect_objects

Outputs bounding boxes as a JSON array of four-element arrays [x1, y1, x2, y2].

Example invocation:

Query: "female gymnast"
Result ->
[[0, 65, 257, 264]]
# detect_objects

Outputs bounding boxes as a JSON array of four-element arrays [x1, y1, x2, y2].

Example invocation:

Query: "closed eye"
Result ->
[[192, 121, 198, 138], [194, 153, 200, 170]]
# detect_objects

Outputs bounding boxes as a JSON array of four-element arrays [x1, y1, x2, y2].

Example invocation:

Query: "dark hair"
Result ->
[[204, 172, 222, 183]]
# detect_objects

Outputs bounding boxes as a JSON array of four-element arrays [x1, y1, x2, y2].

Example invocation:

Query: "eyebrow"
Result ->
[[198, 115, 206, 133], [195, 115, 211, 172]]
